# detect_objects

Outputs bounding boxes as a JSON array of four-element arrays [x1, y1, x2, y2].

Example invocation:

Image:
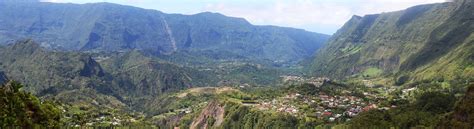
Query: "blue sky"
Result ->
[[41, 0, 447, 34]]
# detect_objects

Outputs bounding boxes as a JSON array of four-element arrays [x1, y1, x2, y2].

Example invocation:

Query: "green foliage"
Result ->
[[414, 91, 456, 113], [348, 110, 393, 128], [340, 45, 362, 57], [362, 67, 383, 78], [242, 87, 285, 100], [438, 84, 474, 128], [349, 90, 456, 128], [310, 1, 473, 84], [217, 102, 323, 129], [287, 83, 319, 95], [206, 117, 216, 126], [0, 81, 62, 128]]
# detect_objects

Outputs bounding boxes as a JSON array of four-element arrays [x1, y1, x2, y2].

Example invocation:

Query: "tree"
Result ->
[[0, 81, 62, 128]]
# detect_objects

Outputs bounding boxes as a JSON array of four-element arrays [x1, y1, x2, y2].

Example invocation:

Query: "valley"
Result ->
[[0, 0, 473, 128]]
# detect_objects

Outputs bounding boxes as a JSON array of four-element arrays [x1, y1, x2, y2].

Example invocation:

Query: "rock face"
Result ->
[[310, 0, 474, 80], [0, 71, 7, 85], [190, 101, 225, 129], [79, 57, 105, 77], [0, 2, 329, 62]]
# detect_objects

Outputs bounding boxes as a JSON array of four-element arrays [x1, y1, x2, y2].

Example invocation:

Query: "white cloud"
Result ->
[[204, 0, 351, 29], [202, 0, 447, 34]]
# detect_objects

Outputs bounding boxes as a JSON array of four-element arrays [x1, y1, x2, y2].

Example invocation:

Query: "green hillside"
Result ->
[[310, 0, 473, 84], [0, 0, 473, 128], [0, 40, 213, 114]]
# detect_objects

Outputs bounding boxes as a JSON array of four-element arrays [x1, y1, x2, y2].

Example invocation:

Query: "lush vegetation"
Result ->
[[310, 0, 473, 83], [439, 84, 474, 128], [349, 91, 456, 128], [0, 81, 62, 128], [0, 0, 472, 128], [219, 102, 320, 129]]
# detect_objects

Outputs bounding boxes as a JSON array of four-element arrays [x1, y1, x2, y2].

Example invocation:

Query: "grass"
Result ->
[[340, 45, 362, 57], [362, 67, 383, 77]]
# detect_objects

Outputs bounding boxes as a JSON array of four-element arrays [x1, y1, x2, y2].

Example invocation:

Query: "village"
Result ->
[[242, 76, 398, 122], [246, 92, 391, 122]]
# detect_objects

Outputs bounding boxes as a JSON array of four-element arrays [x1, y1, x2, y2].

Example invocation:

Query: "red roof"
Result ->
[[323, 112, 332, 116]]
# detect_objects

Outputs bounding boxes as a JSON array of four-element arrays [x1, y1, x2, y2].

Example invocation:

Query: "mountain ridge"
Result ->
[[0, 1, 329, 63], [309, 1, 473, 82]]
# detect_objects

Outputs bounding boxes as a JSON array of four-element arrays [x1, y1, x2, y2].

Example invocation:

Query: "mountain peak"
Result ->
[[196, 12, 225, 16], [193, 11, 251, 24], [351, 15, 362, 20]]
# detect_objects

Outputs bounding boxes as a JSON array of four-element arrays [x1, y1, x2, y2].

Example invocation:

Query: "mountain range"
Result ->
[[0, 0, 473, 128], [0, 1, 329, 63]]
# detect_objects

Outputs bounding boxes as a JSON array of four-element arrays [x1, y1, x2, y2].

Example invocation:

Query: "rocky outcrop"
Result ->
[[190, 101, 225, 129], [79, 57, 105, 77]]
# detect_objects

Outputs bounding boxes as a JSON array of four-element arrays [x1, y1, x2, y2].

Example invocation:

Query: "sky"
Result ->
[[40, 0, 447, 34]]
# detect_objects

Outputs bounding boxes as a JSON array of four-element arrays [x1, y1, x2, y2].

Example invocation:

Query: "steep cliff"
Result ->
[[310, 0, 473, 82], [0, 2, 329, 62], [190, 101, 225, 129]]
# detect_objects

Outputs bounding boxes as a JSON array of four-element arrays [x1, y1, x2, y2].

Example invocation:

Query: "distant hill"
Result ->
[[309, 0, 473, 82], [0, 40, 290, 114], [0, 1, 329, 63], [0, 40, 217, 111]]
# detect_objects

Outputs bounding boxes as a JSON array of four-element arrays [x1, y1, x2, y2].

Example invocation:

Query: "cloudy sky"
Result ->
[[40, 0, 447, 34]]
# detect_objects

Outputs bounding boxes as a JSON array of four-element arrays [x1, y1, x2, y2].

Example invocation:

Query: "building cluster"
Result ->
[[250, 90, 393, 122], [256, 94, 301, 115], [281, 76, 330, 87], [311, 93, 379, 121], [247, 76, 398, 122]]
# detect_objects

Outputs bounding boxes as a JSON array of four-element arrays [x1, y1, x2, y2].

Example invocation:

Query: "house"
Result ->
[[363, 104, 377, 111], [328, 117, 336, 122], [323, 111, 332, 116]]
